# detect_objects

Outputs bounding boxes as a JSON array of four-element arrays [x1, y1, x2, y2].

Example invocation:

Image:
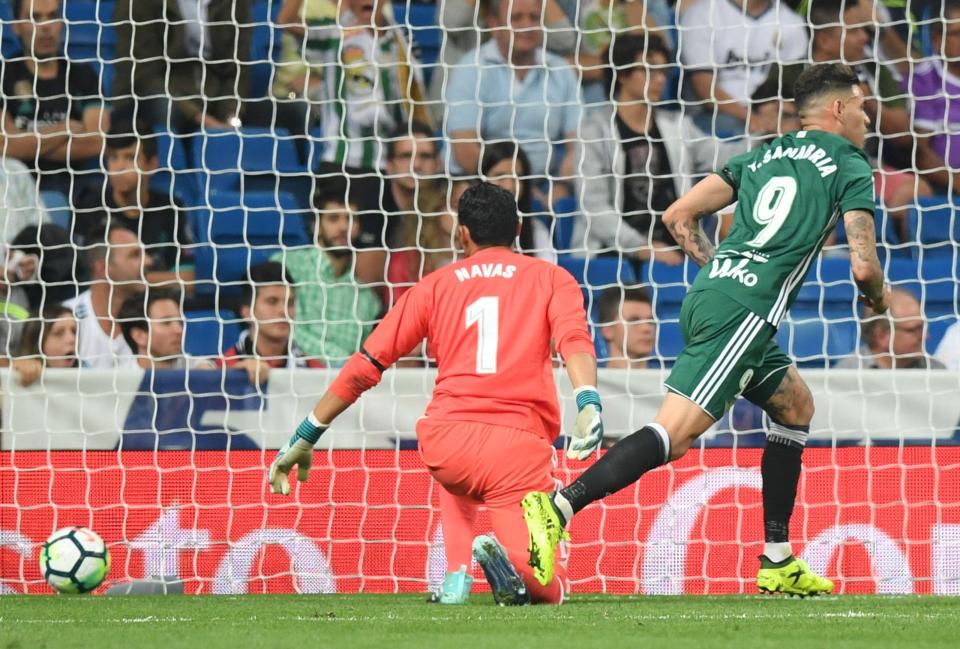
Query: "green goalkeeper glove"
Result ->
[[269, 414, 328, 495], [567, 386, 603, 461]]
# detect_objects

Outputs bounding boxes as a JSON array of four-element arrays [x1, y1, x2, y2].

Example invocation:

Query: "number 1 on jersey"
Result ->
[[465, 297, 498, 374]]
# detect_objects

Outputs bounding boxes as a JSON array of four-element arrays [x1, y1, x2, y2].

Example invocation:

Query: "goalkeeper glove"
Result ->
[[269, 413, 328, 495], [567, 386, 603, 461]]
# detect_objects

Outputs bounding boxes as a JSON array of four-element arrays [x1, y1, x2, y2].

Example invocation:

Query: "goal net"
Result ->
[[1, 0, 959, 596]]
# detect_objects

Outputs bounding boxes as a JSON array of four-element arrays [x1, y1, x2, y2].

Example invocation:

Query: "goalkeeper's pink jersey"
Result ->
[[329, 246, 595, 441]]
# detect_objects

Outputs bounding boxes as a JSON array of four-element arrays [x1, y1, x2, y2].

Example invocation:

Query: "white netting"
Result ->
[[1, 0, 960, 596]]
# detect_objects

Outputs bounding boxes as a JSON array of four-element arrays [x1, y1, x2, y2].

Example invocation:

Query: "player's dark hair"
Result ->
[[385, 121, 436, 161], [597, 286, 651, 325], [456, 182, 519, 248], [117, 288, 182, 354], [105, 119, 158, 161], [241, 261, 293, 316], [793, 63, 860, 114], [607, 32, 671, 96]]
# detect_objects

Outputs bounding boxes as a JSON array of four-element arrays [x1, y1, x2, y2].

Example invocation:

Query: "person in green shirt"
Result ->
[[271, 178, 383, 366], [523, 63, 889, 597]]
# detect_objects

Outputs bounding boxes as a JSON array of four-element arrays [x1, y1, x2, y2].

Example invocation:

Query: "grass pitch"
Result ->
[[2, 594, 958, 649]]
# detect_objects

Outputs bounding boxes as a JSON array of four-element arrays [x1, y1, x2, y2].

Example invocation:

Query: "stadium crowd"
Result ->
[[0, 0, 958, 383]]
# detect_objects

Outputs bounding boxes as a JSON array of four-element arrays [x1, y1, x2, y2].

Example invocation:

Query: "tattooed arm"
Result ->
[[662, 174, 734, 267], [844, 209, 888, 314]]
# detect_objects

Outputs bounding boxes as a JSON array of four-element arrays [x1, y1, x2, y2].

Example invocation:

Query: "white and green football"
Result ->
[[39, 527, 111, 594]]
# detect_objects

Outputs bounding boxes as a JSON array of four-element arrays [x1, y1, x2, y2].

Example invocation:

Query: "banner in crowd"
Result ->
[[3, 369, 960, 450], [1, 449, 959, 595]]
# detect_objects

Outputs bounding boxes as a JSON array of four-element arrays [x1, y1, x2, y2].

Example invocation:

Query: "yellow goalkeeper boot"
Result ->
[[757, 555, 834, 597], [521, 491, 569, 586]]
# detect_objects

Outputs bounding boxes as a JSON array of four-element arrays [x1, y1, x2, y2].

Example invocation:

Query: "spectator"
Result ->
[[0, 158, 49, 242], [0, 244, 35, 360], [117, 289, 212, 371], [678, 0, 807, 138], [308, 0, 432, 192], [385, 179, 457, 307], [430, 0, 578, 124], [63, 224, 146, 368], [578, 0, 671, 106], [74, 120, 194, 285], [754, 0, 941, 234], [9, 222, 77, 308], [835, 288, 946, 369], [576, 34, 742, 265], [217, 261, 323, 385], [904, 1, 960, 184], [112, 0, 251, 131], [479, 142, 553, 259], [270, 182, 382, 365], [596, 286, 655, 369], [356, 122, 444, 284], [272, 0, 335, 122], [11, 303, 78, 387], [0, 0, 108, 198], [934, 320, 960, 371], [444, 0, 581, 190]]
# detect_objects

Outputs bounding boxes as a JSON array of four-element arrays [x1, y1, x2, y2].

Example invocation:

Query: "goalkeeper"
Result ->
[[523, 63, 889, 597], [269, 182, 602, 605]]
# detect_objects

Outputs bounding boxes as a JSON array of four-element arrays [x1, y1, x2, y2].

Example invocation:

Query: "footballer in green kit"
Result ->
[[523, 63, 890, 596]]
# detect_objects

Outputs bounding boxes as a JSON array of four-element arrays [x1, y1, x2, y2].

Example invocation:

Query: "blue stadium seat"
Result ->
[[192, 244, 281, 295], [152, 130, 193, 201], [393, 1, 441, 84], [1, 1, 18, 58], [202, 189, 309, 246], [796, 257, 858, 304], [552, 196, 577, 252], [641, 260, 698, 306], [907, 195, 958, 258], [778, 303, 859, 367], [887, 256, 958, 304], [248, 0, 281, 98], [192, 127, 307, 195], [184, 310, 242, 356]]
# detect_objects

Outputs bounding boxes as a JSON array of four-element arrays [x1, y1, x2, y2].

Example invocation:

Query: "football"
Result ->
[[39, 527, 111, 594]]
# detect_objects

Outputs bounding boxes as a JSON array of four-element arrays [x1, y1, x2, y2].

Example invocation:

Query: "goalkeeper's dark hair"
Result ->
[[607, 32, 672, 96], [13, 0, 63, 19], [793, 63, 860, 115], [241, 261, 293, 317], [456, 182, 519, 248], [597, 286, 651, 325], [105, 118, 158, 161], [118, 288, 183, 354]]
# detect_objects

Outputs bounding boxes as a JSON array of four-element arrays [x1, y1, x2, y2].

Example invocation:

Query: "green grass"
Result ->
[[2, 594, 959, 649]]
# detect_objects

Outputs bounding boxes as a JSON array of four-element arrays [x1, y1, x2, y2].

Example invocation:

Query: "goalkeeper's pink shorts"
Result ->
[[417, 417, 565, 604]]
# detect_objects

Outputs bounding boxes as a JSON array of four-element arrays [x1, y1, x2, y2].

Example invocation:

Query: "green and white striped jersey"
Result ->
[[304, 10, 424, 170]]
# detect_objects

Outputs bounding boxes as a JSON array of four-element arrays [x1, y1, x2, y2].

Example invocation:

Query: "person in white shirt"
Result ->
[[679, 0, 808, 137], [117, 288, 213, 370], [63, 224, 146, 368], [934, 322, 960, 371]]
